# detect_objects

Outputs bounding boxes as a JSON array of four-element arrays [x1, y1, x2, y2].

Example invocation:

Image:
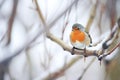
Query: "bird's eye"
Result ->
[[73, 26, 79, 30]]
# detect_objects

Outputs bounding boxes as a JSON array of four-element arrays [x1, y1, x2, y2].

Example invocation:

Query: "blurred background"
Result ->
[[0, 0, 120, 80]]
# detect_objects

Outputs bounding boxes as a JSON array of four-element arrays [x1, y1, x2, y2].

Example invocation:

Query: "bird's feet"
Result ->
[[83, 47, 87, 62], [71, 47, 85, 55], [71, 47, 75, 55]]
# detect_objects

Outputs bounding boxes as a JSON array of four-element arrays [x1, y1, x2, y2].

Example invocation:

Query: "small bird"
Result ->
[[70, 23, 92, 55]]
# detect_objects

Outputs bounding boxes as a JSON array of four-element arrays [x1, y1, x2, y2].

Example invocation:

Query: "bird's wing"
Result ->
[[84, 32, 91, 46]]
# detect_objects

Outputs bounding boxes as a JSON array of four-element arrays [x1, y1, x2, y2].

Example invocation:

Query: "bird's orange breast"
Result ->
[[70, 30, 85, 43]]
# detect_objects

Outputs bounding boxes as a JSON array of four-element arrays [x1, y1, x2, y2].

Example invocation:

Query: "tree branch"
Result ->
[[47, 18, 120, 60], [5, 0, 18, 45], [85, 0, 98, 32]]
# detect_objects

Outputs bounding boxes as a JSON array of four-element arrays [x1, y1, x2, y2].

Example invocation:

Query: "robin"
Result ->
[[70, 23, 92, 55]]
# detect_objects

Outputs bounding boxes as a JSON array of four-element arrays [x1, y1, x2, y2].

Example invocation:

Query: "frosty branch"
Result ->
[[34, 0, 120, 61], [47, 18, 120, 61]]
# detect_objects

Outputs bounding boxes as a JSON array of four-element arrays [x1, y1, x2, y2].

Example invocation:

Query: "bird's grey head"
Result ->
[[72, 23, 85, 31]]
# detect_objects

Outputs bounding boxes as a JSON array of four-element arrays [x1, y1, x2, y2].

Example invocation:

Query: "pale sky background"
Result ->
[[0, 0, 120, 80]]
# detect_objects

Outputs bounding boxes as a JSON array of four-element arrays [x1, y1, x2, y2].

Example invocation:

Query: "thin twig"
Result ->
[[85, 0, 98, 32], [0, 0, 43, 67], [106, 0, 116, 28], [47, 18, 120, 59], [99, 41, 120, 60], [5, 0, 18, 45], [0, 0, 119, 71], [0, 32, 7, 43], [61, 21, 68, 40], [98, 2, 105, 35], [102, 23, 119, 51], [35, 0, 46, 25], [25, 49, 33, 80], [34, 0, 49, 33], [31, 0, 80, 43], [48, 0, 79, 29], [108, 42, 120, 54]]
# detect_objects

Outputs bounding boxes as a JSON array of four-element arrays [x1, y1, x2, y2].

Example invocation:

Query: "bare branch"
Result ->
[[61, 21, 68, 40], [106, 0, 116, 28], [31, 0, 80, 43], [0, 1, 120, 76], [5, 0, 18, 45], [34, 0, 49, 33], [102, 22, 119, 50], [0, 32, 6, 43], [48, 0, 79, 29], [85, 0, 98, 32], [47, 18, 120, 60], [47, 32, 98, 56], [97, 2, 105, 35], [99, 41, 120, 60]]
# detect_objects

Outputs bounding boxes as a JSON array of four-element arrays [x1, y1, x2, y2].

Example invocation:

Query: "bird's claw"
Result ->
[[71, 47, 75, 55], [83, 47, 87, 62]]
